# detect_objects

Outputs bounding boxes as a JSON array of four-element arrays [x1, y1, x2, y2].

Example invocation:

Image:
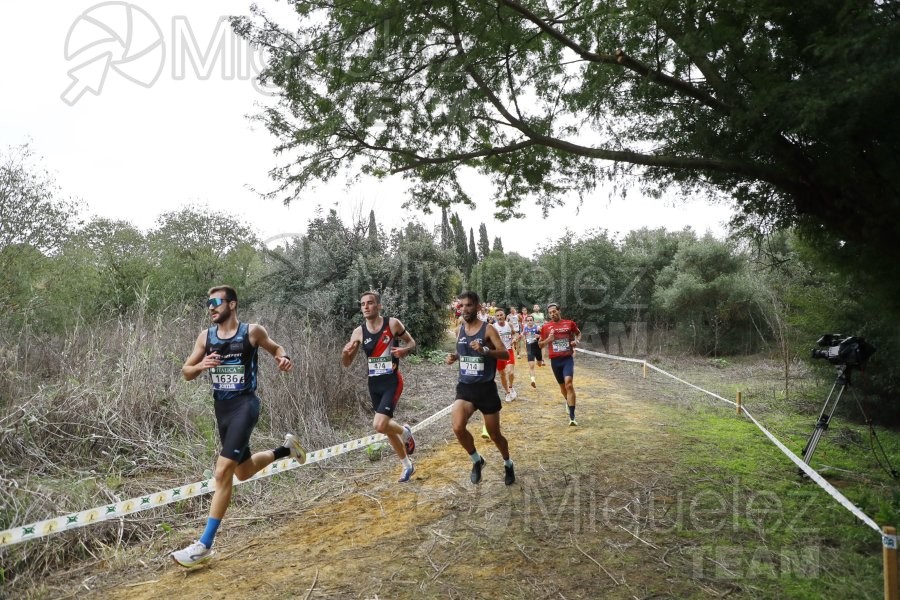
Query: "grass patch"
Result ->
[[655, 396, 897, 599]]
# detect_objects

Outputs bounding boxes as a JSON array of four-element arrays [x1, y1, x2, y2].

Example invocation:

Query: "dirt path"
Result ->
[[90, 356, 725, 599]]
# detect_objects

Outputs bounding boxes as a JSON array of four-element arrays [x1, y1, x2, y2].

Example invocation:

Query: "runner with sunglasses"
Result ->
[[171, 285, 305, 569]]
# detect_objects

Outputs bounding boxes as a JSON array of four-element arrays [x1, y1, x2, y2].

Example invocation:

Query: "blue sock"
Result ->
[[199, 517, 221, 549], [568, 405, 576, 420], [470, 451, 482, 464]]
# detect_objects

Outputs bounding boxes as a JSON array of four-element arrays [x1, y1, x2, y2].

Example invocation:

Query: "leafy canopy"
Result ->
[[233, 0, 900, 291]]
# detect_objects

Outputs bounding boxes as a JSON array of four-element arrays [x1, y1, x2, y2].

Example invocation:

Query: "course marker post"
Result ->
[[642, 361, 647, 378], [736, 391, 742, 415], [884, 525, 898, 600]]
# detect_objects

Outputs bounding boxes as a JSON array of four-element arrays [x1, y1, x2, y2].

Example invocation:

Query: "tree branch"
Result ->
[[495, 0, 729, 112]]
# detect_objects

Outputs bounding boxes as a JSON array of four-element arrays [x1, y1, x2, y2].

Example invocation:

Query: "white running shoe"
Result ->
[[283, 433, 307, 464], [170, 540, 214, 569], [510, 388, 518, 400], [504, 392, 512, 402]]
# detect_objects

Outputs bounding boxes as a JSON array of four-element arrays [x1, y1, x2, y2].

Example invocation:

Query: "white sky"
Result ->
[[0, 0, 734, 258]]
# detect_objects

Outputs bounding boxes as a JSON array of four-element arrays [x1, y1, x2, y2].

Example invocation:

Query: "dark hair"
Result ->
[[360, 290, 381, 304], [208, 285, 237, 302], [458, 290, 480, 305]]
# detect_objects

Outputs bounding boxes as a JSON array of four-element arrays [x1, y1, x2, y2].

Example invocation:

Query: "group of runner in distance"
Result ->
[[171, 286, 581, 569]]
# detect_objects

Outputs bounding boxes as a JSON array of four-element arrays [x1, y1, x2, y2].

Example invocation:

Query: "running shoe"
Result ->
[[504, 392, 512, 403], [481, 424, 490, 439], [510, 388, 518, 400], [569, 419, 578, 427], [283, 433, 307, 464], [170, 541, 214, 569], [470, 457, 485, 484], [504, 463, 516, 486], [530, 378, 536, 389], [398, 462, 415, 483], [402, 424, 416, 455]]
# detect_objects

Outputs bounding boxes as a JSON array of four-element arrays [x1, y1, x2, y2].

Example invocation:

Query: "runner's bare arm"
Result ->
[[538, 325, 553, 348], [475, 325, 509, 360], [182, 330, 218, 381], [390, 319, 416, 358], [342, 326, 363, 367], [250, 324, 293, 372]]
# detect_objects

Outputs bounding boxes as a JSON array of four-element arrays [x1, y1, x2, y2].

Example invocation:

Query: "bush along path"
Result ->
[[87, 355, 889, 599]]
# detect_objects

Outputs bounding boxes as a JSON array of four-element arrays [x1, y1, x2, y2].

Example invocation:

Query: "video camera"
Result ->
[[811, 334, 875, 369]]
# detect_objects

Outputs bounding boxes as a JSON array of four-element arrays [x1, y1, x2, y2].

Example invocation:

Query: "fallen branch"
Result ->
[[303, 567, 319, 600], [572, 537, 619, 586]]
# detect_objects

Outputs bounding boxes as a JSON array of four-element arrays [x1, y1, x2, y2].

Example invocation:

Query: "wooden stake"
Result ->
[[642, 362, 647, 378], [736, 391, 742, 415], [884, 526, 898, 600]]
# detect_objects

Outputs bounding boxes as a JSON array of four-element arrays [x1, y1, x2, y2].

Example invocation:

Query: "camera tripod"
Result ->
[[799, 365, 899, 479], [799, 365, 851, 474]]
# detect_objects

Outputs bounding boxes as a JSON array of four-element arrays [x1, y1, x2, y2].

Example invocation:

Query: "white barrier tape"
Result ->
[[0, 404, 454, 548], [575, 348, 882, 535]]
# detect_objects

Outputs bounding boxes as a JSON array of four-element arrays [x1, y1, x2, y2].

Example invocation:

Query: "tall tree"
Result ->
[[477, 223, 490, 260], [367, 209, 380, 251], [450, 212, 467, 272], [467, 228, 478, 277], [441, 207, 452, 250], [234, 1, 900, 307], [492, 236, 504, 255]]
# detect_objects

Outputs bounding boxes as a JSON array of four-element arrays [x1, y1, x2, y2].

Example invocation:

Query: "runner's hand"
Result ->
[[199, 353, 221, 370], [276, 355, 293, 372], [446, 353, 458, 365], [390, 346, 408, 358], [342, 340, 360, 356]]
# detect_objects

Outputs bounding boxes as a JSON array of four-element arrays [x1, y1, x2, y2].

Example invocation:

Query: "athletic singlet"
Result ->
[[508, 313, 520, 332], [362, 317, 400, 378], [206, 322, 258, 401], [523, 324, 540, 345], [493, 322, 514, 350], [457, 322, 497, 384], [541, 319, 581, 359]]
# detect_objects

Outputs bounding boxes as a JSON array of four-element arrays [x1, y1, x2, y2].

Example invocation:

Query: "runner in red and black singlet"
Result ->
[[342, 290, 418, 483]]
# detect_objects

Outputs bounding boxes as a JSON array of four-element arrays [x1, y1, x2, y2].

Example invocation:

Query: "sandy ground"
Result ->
[[81, 355, 742, 599]]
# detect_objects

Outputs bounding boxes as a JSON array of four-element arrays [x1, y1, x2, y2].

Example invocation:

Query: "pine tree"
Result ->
[[478, 223, 490, 259], [492, 236, 504, 254], [467, 228, 478, 276], [441, 207, 452, 250], [367, 210, 380, 251]]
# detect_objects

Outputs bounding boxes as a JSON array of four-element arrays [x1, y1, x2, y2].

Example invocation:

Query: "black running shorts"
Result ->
[[214, 393, 261, 464], [455, 381, 502, 415], [368, 371, 404, 417]]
